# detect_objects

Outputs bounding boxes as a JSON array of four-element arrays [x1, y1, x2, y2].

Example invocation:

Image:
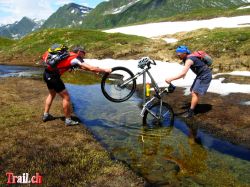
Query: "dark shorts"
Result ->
[[43, 71, 65, 93], [190, 72, 212, 95]]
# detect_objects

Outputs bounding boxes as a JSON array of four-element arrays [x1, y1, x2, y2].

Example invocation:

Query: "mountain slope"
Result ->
[[81, 0, 250, 29], [41, 3, 92, 28], [0, 17, 43, 39], [0, 37, 15, 51]]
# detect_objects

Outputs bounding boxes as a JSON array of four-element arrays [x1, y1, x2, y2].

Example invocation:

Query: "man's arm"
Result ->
[[70, 58, 111, 73], [165, 59, 193, 83], [79, 62, 111, 73]]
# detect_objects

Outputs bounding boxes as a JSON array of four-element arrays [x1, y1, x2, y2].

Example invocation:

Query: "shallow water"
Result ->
[[0, 65, 42, 78], [67, 83, 250, 186]]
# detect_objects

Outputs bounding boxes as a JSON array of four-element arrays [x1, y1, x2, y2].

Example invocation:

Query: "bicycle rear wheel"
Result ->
[[143, 102, 174, 127], [101, 66, 136, 103]]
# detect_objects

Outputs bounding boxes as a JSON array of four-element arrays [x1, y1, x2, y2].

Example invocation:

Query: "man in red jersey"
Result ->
[[42, 44, 111, 126]]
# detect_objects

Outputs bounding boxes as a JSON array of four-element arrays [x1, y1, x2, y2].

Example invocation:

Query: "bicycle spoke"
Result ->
[[101, 67, 136, 102], [144, 102, 174, 127]]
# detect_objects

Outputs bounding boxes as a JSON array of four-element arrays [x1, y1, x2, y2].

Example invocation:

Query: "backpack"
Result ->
[[188, 51, 213, 66], [45, 44, 70, 68]]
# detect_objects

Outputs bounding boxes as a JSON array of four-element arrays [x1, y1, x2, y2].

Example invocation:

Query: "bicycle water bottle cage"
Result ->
[[138, 57, 151, 69]]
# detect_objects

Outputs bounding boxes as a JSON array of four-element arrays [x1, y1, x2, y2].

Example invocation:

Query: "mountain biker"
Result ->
[[165, 45, 212, 118], [42, 44, 112, 125]]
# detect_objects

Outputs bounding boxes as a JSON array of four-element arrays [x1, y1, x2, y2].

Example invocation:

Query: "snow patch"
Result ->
[[162, 38, 178, 43], [237, 5, 250, 9], [84, 58, 250, 95], [104, 15, 250, 38], [104, 0, 140, 15], [242, 101, 250, 105]]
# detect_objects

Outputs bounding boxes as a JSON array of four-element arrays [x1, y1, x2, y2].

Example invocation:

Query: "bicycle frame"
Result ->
[[140, 88, 166, 118], [120, 66, 161, 95], [117, 65, 166, 119]]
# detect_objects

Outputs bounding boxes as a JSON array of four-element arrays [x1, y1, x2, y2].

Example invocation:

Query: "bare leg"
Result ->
[[190, 91, 199, 110], [44, 89, 57, 114], [58, 89, 71, 118]]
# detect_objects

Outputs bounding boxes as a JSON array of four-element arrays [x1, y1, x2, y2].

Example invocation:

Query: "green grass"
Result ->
[[176, 27, 250, 58], [0, 28, 154, 65], [0, 26, 249, 72], [0, 28, 168, 66], [0, 37, 15, 51], [172, 27, 250, 71], [137, 6, 250, 24]]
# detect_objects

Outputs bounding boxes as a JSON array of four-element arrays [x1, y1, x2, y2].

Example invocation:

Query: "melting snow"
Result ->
[[242, 101, 250, 105], [238, 5, 250, 9], [85, 59, 250, 95], [107, 0, 140, 15], [104, 15, 250, 38], [162, 38, 178, 43]]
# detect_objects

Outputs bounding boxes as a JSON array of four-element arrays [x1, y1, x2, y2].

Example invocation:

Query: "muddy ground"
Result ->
[[0, 77, 146, 186], [136, 81, 250, 149], [164, 88, 250, 149]]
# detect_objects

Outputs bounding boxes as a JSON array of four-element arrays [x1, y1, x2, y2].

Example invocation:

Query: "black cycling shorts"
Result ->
[[43, 71, 65, 93]]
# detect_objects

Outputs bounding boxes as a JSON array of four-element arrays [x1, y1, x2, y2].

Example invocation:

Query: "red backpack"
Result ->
[[188, 51, 213, 66]]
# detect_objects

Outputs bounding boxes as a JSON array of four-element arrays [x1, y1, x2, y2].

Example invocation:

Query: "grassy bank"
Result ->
[[0, 37, 15, 51], [0, 77, 145, 186], [167, 27, 250, 72], [0, 28, 166, 66]]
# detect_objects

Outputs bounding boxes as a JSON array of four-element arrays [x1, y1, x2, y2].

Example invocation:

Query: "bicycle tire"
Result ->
[[101, 66, 136, 103], [143, 102, 174, 126]]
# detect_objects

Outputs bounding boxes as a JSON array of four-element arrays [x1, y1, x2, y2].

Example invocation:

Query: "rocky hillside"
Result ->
[[41, 3, 92, 29], [0, 17, 43, 39], [81, 0, 250, 29]]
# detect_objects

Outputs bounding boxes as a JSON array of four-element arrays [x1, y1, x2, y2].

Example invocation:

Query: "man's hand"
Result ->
[[104, 68, 112, 73], [165, 78, 172, 84]]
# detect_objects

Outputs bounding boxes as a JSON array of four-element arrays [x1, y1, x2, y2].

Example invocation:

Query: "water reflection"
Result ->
[[0, 65, 42, 78], [67, 83, 250, 186]]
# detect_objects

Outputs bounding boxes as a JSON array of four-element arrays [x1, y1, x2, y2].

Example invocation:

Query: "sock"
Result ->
[[44, 112, 49, 116]]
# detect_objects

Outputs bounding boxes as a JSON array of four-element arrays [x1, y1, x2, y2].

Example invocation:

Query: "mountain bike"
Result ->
[[101, 57, 175, 126]]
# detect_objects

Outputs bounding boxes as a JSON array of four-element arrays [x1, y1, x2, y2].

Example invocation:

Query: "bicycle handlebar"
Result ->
[[138, 57, 157, 69]]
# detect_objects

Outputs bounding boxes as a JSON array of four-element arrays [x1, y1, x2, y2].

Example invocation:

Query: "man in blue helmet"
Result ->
[[165, 46, 212, 118]]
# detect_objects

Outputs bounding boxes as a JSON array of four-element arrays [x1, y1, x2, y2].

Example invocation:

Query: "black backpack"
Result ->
[[46, 44, 69, 68]]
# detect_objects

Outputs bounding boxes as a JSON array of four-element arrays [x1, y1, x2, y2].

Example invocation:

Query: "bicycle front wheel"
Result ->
[[101, 66, 136, 103], [143, 102, 174, 126]]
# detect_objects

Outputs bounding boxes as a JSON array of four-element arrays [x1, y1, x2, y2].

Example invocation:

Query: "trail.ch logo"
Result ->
[[6, 172, 42, 184]]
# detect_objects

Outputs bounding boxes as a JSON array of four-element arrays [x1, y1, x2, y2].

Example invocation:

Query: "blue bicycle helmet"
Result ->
[[176, 45, 191, 54]]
